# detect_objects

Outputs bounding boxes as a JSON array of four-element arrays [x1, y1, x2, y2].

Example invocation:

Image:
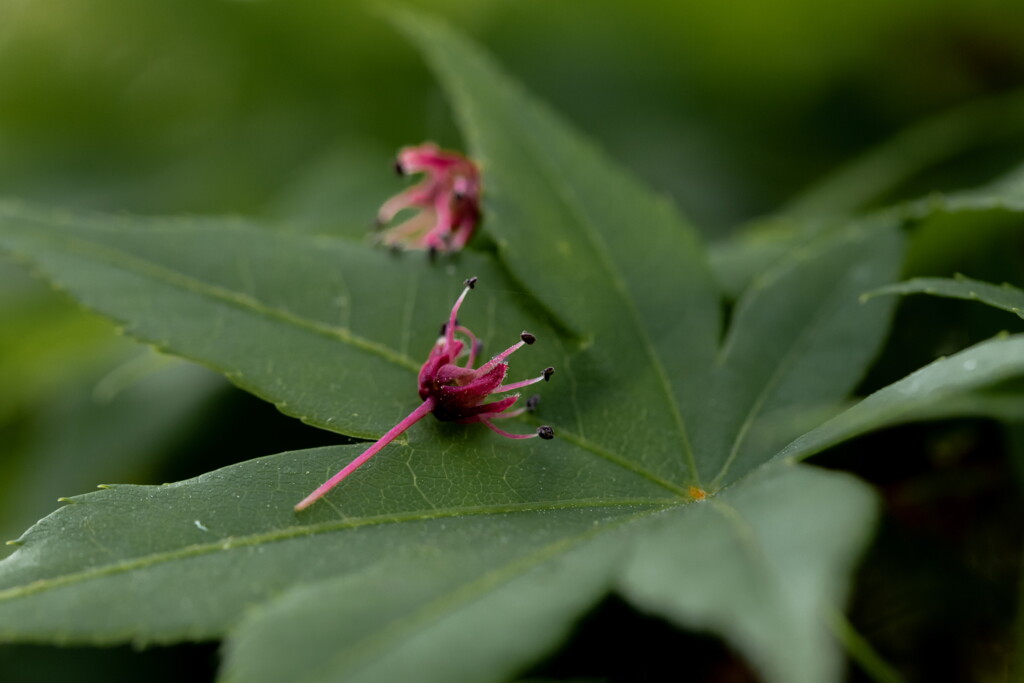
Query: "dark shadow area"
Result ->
[[157, 385, 360, 484], [814, 418, 1023, 682], [521, 593, 758, 683], [0, 641, 218, 683]]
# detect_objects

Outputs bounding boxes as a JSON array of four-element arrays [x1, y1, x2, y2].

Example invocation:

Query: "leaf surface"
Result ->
[[619, 464, 878, 683], [221, 462, 872, 683], [222, 501, 633, 683], [776, 335, 1024, 461], [704, 219, 903, 486], [0, 444, 665, 646], [867, 273, 1024, 320]]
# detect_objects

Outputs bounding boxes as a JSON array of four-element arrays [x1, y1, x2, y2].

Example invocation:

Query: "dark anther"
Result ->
[[526, 395, 541, 411], [394, 160, 405, 176], [473, 339, 484, 355], [453, 190, 465, 201], [537, 425, 555, 440], [465, 277, 478, 289], [542, 367, 555, 382], [428, 246, 438, 261], [439, 322, 448, 336], [520, 331, 536, 345]]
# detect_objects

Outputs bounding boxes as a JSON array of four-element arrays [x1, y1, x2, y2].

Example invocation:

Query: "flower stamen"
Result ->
[[495, 367, 555, 393], [482, 421, 555, 440]]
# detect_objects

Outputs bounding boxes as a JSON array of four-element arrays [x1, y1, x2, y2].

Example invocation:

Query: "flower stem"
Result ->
[[294, 398, 435, 511]]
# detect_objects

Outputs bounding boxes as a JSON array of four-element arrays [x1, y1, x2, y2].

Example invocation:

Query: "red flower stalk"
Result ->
[[295, 277, 553, 511], [374, 142, 481, 253]]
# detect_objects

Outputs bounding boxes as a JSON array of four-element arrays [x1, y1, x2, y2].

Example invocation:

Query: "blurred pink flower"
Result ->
[[375, 142, 481, 253]]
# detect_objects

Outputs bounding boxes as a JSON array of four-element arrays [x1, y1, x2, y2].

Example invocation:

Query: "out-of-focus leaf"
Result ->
[[900, 180, 1024, 279], [0, 264, 132, 424], [708, 216, 824, 299], [0, 354, 225, 555], [704, 219, 902, 487], [775, 335, 1024, 462], [268, 138, 405, 239], [785, 90, 1024, 218], [866, 273, 1024, 320]]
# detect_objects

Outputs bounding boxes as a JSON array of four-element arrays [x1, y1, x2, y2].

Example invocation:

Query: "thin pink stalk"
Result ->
[[483, 420, 538, 440], [294, 397, 436, 511], [455, 325, 480, 367], [489, 406, 527, 419], [497, 366, 553, 393], [446, 281, 475, 347], [495, 375, 545, 393], [478, 340, 526, 374]]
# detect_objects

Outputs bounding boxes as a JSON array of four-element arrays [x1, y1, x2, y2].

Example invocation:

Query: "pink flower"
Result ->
[[374, 142, 481, 253], [295, 277, 553, 511]]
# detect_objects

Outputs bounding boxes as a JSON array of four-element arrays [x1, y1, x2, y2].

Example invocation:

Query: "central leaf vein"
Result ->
[[0, 500, 674, 604], [510, 116, 700, 486]]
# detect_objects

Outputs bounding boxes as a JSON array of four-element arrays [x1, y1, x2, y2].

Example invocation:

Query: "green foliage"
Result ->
[[0, 4, 1023, 683], [778, 335, 1024, 461], [868, 273, 1024, 320]]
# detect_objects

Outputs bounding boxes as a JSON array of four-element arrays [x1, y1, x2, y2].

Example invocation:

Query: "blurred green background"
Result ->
[[1, 1, 1023, 680]]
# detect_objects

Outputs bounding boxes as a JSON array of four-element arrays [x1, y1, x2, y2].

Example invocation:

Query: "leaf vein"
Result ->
[[510, 113, 699, 485], [27, 231, 421, 373], [0, 500, 674, 604]]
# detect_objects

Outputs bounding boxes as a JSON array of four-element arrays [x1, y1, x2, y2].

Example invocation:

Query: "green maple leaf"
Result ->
[[1, 9, 1023, 683]]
